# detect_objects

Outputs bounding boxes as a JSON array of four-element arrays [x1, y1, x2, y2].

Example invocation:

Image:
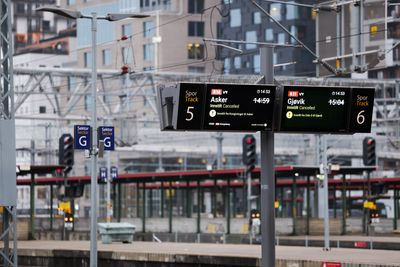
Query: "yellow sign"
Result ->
[[58, 201, 71, 214], [274, 201, 280, 209], [370, 25, 378, 36], [363, 201, 376, 210]]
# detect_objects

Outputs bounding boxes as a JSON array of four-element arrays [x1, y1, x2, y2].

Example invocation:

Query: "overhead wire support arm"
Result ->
[[252, 0, 341, 76], [203, 38, 301, 48]]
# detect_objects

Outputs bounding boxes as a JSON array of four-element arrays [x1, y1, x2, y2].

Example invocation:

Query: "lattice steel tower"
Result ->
[[1, 0, 17, 266]]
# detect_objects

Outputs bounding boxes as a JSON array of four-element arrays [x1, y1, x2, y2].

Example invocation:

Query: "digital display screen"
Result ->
[[280, 86, 351, 133], [202, 84, 276, 131], [348, 87, 375, 133]]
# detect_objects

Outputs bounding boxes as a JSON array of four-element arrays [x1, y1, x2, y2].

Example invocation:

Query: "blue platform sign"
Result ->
[[74, 125, 91, 150], [111, 166, 118, 180], [98, 126, 115, 151], [99, 167, 107, 182]]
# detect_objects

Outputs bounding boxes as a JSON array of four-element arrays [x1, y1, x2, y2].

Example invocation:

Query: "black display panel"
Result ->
[[202, 84, 276, 131], [279, 86, 350, 133], [348, 87, 375, 133], [176, 83, 206, 130]]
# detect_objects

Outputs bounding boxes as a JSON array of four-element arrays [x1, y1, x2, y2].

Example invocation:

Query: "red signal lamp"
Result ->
[[121, 65, 129, 74]]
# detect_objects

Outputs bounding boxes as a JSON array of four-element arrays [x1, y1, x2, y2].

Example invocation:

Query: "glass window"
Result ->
[[143, 21, 155, 37], [188, 21, 204, 37], [42, 20, 50, 31], [143, 44, 154, 61], [122, 23, 132, 37], [102, 49, 112, 65], [188, 0, 204, 13], [265, 29, 274, 41], [67, 0, 76, 5], [253, 12, 261, 24], [270, 3, 281, 21], [278, 33, 285, 44], [290, 26, 297, 44], [245, 31, 257, 50], [122, 47, 133, 64], [84, 95, 92, 111], [286, 3, 299, 20], [16, 3, 25, 13], [224, 58, 231, 74], [233, 56, 241, 69], [253, 54, 260, 73], [84, 52, 92, 68], [187, 43, 204, 59], [230, 9, 241, 27]]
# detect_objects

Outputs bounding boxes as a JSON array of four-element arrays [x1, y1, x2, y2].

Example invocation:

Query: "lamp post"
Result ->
[[37, 6, 148, 267]]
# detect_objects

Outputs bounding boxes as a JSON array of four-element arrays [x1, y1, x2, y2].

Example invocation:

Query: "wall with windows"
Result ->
[[219, 0, 315, 76]]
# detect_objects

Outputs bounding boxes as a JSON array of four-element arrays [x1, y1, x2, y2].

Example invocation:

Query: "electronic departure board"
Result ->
[[279, 86, 350, 133], [202, 84, 276, 131], [158, 83, 276, 132], [278, 85, 375, 133], [157, 83, 374, 134]]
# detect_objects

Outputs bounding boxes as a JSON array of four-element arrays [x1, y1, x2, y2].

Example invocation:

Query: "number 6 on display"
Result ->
[[357, 110, 365, 125]]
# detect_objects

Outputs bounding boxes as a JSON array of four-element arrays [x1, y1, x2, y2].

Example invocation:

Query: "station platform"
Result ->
[[11, 240, 400, 267], [275, 235, 400, 250]]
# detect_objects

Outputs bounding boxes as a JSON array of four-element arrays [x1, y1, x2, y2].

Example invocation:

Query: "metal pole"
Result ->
[[216, 132, 223, 169], [161, 182, 164, 217], [169, 181, 173, 233], [322, 136, 330, 250], [394, 189, 398, 230], [29, 140, 35, 240], [333, 185, 337, 218], [50, 185, 53, 230], [315, 9, 320, 77], [197, 179, 201, 234], [213, 179, 217, 218], [260, 46, 275, 267], [306, 175, 310, 235], [186, 180, 191, 218], [341, 174, 347, 235], [292, 175, 297, 235], [117, 183, 121, 222], [106, 150, 111, 222], [226, 178, 231, 235], [3, 209, 9, 267], [142, 182, 146, 232], [247, 171, 252, 218], [136, 182, 140, 217], [89, 12, 98, 267]]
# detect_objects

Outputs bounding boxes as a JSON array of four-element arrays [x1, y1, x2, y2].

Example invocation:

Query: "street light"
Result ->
[[37, 6, 148, 267]]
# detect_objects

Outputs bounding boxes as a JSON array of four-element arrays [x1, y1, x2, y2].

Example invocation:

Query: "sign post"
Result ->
[[260, 46, 275, 267], [156, 66, 375, 267], [74, 125, 91, 150], [98, 126, 115, 222]]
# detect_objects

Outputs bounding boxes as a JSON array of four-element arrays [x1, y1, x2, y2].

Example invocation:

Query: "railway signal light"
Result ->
[[64, 212, 74, 230], [59, 133, 74, 174], [362, 137, 376, 166], [242, 134, 256, 173], [249, 209, 261, 232], [369, 209, 380, 224]]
